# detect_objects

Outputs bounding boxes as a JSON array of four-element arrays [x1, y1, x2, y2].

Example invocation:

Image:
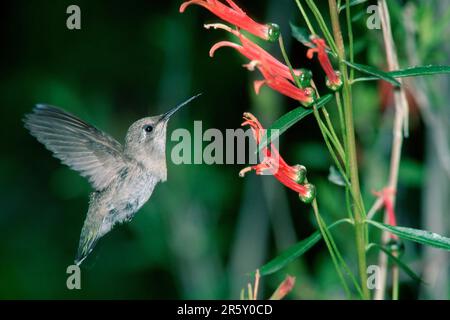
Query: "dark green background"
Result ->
[[0, 0, 448, 299]]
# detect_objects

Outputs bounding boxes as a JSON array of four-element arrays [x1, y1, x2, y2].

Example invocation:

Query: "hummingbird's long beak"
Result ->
[[159, 93, 202, 123]]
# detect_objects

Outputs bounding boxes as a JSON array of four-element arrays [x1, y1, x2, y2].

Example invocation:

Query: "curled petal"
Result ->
[[183, 0, 279, 41], [253, 80, 266, 95], [209, 41, 243, 57], [180, 0, 207, 13], [205, 24, 300, 81], [239, 166, 253, 177]]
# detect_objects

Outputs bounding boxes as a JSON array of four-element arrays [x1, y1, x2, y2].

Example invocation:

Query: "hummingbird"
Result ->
[[24, 94, 201, 265]]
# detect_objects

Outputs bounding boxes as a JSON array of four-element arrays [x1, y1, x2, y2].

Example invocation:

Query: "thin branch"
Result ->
[[374, 0, 409, 300]]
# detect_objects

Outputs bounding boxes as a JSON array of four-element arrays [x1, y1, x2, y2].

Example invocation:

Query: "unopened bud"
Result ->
[[299, 183, 316, 204], [300, 87, 317, 108], [293, 165, 307, 184], [298, 69, 313, 88], [326, 71, 343, 91], [267, 23, 280, 42]]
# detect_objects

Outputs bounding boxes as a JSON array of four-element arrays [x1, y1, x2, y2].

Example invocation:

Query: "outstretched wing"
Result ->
[[24, 104, 127, 191]]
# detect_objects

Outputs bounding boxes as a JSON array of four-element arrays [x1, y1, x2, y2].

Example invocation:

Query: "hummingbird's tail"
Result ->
[[74, 193, 108, 266], [74, 234, 99, 266], [74, 221, 102, 266]]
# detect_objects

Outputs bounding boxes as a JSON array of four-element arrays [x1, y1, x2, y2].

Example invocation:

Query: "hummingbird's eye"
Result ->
[[143, 125, 153, 133]]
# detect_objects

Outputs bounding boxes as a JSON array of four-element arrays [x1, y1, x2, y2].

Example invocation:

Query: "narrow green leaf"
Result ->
[[368, 220, 450, 250], [389, 65, 450, 77], [290, 23, 334, 55], [259, 232, 320, 276], [257, 94, 333, 153], [368, 244, 424, 283], [259, 219, 348, 276], [290, 23, 314, 48], [344, 61, 401, 86], [339, 0, 369, 12], [352, 65, 450, 83]]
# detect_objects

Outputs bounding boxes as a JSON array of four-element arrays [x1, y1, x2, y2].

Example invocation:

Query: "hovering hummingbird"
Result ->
[[24, 94, 201, 265]]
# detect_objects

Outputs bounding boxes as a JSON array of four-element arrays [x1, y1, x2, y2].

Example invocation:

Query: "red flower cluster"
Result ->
[[307, 37, 342, 91], [180, 0, 280, 42], [206, 23, 316, 107], [239, 112, 316, 203]]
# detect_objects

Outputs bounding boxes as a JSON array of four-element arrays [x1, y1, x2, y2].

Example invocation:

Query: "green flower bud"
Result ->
[[386, 238, 405, 258], [267, 23, 280, 42], [299, 183, 316, 204], [293, 165, 307, 184], [300, 87, 317, 108], [298, 69, 313, 88], [326, 71, 343, 91]]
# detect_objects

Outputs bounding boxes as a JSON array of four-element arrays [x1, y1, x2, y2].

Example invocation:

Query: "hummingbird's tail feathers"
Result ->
[[75, 229, 100, 266]]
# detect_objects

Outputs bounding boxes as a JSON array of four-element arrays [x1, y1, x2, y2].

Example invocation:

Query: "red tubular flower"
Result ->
[[307, 37, 342, 90], [269, 275, 296, 300], [239, 112, 315, 203], [373, 188, 398, 239], [254, 67, 316, 106], [207, 23, 302, 81], [180, 0, 280, 42], [206, 24, 316, 106]]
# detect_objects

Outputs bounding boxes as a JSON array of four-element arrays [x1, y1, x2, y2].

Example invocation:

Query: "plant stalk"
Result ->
[[328, 0, 369, 299], [374, 0, 409, 300]]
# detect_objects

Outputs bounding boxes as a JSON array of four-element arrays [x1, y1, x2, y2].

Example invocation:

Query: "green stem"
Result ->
[[335, 93, 353, 221], [328, 0, 369, 299], [304, 0, 338, 54], [392, 264, 399, 300], [345, 0, 355, 80], [313, 108, 348, 182], [314, 106, 366, 219], [321, 107, 345, 159], [311, 200, 352, 297], [294, 0, 316, 35], [317, 214, 364, 298]]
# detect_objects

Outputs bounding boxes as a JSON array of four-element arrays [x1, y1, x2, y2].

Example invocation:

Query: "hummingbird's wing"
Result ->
[[24, 104, 127, 191]]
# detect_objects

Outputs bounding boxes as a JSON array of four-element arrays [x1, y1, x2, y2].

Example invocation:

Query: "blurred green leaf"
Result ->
[[290, 23, 313, 48], [353, 65, 450, 83], [344, 61, 401, 86], [290, 23, 334, 55], [339, 0, 369, 12], [328, 166, 346, 187], [368, 221, 450, 250], [259, 219, 349, 276], [389, 65, 450, 77], [258, 94, 333, 153], [368, 243, 424, 283]]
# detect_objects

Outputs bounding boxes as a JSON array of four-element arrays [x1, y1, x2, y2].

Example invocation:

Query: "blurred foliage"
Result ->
[[0, 0, 448, 299]]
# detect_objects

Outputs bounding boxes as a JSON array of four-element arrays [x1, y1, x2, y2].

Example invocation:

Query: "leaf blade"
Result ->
[[344, 61, 401, 86], [259, 219, 348, 276], [389, 65, 450, 77], [368, 244, 424, 283], [368, 220, 450, 250], [290, 23, 314, 49], [339, 0, 369, 12], [352, 65, 450, 83], [257, 94, 333, 153]]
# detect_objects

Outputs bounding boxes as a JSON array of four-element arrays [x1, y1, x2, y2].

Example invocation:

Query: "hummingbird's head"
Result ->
[[124, 94, 201, 176]]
